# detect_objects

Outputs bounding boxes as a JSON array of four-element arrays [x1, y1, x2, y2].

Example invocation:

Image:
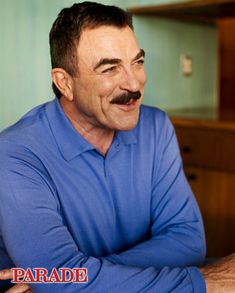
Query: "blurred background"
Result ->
[[1, 0, 235, 258]]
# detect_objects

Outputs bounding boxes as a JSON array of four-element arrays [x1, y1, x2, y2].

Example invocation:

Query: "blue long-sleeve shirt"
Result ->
[[0, 99, 206, 292]]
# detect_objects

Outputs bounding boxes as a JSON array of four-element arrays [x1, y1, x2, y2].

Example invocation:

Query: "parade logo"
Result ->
[[11, 268, 88, 284]]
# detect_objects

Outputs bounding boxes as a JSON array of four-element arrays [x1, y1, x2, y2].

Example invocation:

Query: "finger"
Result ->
[[4, 283, 30, 293], [0, 269, 13, 280]]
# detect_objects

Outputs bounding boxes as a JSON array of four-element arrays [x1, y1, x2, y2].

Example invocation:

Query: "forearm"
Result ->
[[200, 254, 235, 293], [104, 229, 205, 269]]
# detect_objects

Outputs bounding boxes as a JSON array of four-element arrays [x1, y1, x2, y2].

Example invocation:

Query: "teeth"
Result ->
[[126, 98, 133, 105]]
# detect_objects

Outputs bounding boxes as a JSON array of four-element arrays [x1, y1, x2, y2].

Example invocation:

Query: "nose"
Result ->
[[120, 68, 142, 93]]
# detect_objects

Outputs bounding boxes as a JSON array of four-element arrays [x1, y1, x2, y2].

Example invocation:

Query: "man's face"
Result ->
[[71, 25, 147, 131]]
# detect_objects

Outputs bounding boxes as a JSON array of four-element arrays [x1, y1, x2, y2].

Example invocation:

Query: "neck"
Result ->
[[60, 98, 114, 156]]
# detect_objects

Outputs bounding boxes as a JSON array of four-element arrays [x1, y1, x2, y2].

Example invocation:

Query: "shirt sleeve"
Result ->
[[0, 139, 205, 293], [104, 115, 206, 289]]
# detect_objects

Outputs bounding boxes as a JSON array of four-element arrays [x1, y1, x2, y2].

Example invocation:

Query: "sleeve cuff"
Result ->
[[187, 267, 206, 293]]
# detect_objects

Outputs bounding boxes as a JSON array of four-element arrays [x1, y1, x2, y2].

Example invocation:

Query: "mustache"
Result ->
[[110, 91, 141, 105]]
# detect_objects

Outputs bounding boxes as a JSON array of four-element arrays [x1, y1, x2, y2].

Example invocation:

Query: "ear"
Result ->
[[51, 68, 74, 101]]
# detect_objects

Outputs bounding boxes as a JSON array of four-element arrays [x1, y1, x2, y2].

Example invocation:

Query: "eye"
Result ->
[[102, 66, 117, 74], [136, 59, 144, 65]]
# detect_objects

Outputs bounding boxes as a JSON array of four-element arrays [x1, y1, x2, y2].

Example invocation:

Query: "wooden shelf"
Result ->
[[169, 107, 235, 131], [128, 0, 235, 23], [168, 107, 235, 122]]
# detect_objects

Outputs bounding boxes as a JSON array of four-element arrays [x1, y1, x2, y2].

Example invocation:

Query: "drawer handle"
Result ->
[[186, 173, 197, 181], [182, 145, 192, 153]]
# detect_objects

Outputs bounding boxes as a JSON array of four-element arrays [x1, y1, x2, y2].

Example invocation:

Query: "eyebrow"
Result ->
[[132, 49, 145, 62], [93, 49, 145, 71]]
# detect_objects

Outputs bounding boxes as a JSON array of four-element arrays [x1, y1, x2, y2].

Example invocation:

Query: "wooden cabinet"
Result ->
[[219, 18, 235, 110], [172, 117, 235, 257], [175, 123, 235, 171], [185, 166, 235, 257]]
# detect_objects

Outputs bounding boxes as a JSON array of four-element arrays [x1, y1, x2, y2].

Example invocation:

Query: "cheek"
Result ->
[[96, 78, 120, 100]]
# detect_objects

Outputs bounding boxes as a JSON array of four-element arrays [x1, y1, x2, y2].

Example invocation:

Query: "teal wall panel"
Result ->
[[133, 16, 217, 110]]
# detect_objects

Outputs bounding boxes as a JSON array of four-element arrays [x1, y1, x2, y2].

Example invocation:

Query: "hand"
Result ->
[[0, 269, 32, 293], [200, 253, 235, 293]]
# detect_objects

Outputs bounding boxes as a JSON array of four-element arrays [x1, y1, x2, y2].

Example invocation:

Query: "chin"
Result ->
[[105, 108, 140, 131], [115, 118, 139, 131]]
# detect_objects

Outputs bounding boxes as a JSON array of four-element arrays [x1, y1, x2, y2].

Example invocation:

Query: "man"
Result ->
[[0, 2, 234, 293]]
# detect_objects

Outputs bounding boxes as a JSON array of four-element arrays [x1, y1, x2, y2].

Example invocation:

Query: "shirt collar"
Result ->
[[46, 98, 137, 161]]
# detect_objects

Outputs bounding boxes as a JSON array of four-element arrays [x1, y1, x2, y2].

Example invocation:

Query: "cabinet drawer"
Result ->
[[174, 126, 235, 171]]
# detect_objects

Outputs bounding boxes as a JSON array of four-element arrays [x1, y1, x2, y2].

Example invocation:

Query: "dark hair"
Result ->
[[49, 1, 133, 98]]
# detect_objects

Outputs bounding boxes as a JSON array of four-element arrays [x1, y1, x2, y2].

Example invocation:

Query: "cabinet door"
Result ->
[[185, 166, 235, 257]]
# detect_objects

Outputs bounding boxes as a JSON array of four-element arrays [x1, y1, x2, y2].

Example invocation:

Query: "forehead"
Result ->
[[77, 26, 140, 66]]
